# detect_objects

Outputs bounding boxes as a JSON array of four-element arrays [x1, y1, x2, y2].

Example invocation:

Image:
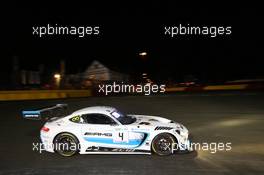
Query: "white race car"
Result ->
[[23, 105, 192, 156]]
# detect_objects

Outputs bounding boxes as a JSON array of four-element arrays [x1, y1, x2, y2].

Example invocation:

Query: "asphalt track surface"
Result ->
[[1, 92, 264, 175]]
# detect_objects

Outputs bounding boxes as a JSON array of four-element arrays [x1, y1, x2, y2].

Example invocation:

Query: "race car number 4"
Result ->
[[113, 132, 129, 143]]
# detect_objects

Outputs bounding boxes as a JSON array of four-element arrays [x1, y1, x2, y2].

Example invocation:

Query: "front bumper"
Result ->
[[178, 138, 193, 152]]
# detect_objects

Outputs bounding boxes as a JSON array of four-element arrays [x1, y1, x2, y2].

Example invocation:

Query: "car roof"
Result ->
[[71, 106, 117, 116]]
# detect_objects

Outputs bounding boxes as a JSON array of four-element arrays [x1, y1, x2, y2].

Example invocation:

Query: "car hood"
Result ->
[[128, 114, 183, 129]]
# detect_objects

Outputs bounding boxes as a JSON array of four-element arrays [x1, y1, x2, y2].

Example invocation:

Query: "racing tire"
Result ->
[[151, 133, 177, 156], [53, 133, 79, 157]]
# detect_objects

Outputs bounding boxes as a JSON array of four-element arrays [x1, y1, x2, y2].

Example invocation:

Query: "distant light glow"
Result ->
[[139, 52, 147, 56], [54, 74, 61, 79]]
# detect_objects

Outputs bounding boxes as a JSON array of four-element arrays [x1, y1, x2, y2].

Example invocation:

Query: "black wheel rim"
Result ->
[[153, 135, 174, 155], [55, 135, 78, 156]]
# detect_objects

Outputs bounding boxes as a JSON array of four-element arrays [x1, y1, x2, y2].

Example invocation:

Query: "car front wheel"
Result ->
[[151, 133, 177, 156]]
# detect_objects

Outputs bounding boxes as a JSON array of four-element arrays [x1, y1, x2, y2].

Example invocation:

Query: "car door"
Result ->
[[80, 113, 130, 150]]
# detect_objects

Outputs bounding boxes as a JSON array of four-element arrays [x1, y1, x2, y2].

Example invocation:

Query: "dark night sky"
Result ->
[[3, 5, 262, 84]]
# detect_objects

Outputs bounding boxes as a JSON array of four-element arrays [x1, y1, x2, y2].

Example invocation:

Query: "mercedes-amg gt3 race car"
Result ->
[[22, 105, 192, 156]]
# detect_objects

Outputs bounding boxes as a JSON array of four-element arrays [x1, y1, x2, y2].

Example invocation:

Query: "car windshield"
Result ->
[[111, 110, 136, 125]]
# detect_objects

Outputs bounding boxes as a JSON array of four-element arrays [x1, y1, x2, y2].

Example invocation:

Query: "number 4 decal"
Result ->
[[119, 132, 124, 140], [113, 131, 128, 143]]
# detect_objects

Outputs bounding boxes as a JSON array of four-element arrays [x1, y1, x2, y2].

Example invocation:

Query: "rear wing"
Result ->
[[22, 104, 68, 121]]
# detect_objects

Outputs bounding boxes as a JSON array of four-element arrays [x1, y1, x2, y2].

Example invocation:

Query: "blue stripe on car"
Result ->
[[84, 137, 142, 146]]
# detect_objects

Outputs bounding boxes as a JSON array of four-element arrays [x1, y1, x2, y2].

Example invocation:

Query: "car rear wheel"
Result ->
[[151, 133, 177, 156], [53, 133, 79, 157]]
